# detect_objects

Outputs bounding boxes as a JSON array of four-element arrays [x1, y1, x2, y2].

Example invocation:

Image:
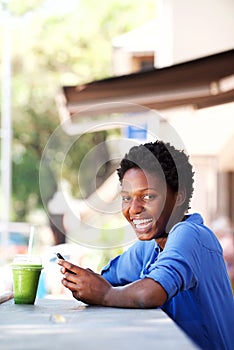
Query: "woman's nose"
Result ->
[[129, 197, 144, 215]]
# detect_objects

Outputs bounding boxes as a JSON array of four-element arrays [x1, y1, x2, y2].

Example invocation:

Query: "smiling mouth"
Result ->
[[132, 218, 153, 230]]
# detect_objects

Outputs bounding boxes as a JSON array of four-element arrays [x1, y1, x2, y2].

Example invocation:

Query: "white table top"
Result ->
[[0, 297, 198, 350]]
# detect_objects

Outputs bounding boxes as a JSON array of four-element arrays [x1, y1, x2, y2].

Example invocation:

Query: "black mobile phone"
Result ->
[[56, 253, 75, 274], [56, 252, 65, 260]]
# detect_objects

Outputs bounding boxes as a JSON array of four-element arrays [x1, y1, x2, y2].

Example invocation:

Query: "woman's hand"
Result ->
[[58, 259, 167, 308], [58, 259, 112, 305]]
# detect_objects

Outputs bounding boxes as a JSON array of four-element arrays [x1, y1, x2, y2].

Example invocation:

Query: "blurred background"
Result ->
[[0, 0, 233, 297]]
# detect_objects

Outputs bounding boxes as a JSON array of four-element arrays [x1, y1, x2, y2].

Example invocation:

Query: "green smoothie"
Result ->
[[12, 255, 43, 304]]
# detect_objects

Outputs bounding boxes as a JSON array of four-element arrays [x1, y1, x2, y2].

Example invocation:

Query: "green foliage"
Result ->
[[7, 0, 44, 16], [12, 148, 40, 219], [0, 0, 156, 221]]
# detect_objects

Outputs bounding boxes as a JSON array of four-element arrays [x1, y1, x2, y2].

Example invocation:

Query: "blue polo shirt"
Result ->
[[101, 213, 234, 349]]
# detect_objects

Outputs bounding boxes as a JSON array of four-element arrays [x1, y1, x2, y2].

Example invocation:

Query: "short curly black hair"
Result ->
[[117, 140, 194, 211]]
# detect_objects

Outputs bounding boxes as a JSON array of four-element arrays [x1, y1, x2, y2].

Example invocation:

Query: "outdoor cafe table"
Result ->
[[0, 297, 198, 350]]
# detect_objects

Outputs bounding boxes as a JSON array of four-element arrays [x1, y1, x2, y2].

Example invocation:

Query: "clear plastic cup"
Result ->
[[11, 254, 43, 304]]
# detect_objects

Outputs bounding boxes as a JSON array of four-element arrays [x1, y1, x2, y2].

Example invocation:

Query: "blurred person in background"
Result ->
[[211, 216, 234, 291]]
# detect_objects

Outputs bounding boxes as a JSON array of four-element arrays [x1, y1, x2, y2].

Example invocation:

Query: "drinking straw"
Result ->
[[27, 225, 35, 261]]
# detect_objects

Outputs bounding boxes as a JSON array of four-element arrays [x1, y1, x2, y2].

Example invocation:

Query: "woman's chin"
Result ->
[[135, 230, 155, 241]]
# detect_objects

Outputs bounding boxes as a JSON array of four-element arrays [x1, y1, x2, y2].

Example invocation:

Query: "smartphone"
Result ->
[[56, 252, 65, 260], [56, 253, 75, 274]]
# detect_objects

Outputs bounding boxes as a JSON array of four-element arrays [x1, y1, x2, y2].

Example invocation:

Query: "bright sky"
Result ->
[[41, 0, 79, 16]]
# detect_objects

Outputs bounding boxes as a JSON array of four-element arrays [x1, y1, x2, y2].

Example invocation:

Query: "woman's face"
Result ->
[[121, 168, 179, 241]]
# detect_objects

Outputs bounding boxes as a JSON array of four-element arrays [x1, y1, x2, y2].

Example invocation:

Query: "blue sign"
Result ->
[[124, 124, 147, 140]]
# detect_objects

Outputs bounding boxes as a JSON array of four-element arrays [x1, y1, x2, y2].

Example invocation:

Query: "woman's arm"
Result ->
[[58, 259, 167, 308]]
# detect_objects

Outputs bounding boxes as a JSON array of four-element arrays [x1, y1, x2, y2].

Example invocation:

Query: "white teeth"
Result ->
[[132, 218, 153, 230], [133, 218, 152, 225]]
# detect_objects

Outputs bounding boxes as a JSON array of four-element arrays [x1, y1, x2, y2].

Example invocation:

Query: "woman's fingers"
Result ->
[[58, 259, 83, 275]]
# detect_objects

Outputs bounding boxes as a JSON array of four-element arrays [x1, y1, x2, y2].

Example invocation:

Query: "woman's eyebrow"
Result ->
[[121, 187, 156, 193]]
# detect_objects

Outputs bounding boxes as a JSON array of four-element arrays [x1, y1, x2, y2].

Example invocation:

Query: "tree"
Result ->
[[0, 0, 156, 221]]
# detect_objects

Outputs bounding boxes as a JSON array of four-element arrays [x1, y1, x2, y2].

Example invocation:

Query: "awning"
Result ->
[[57, 49, 234, 122]]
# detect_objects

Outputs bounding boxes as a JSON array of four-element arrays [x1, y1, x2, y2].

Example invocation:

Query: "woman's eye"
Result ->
[[143, 194, 155, 201], [122, 196, 131, 203]]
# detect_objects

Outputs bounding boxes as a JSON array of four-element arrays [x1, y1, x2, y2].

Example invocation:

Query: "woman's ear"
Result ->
[[176, 188, 186, 206]]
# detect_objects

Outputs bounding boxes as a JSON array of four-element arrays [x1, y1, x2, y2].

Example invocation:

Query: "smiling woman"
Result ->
[[120, 167, 177, 245], [116, 142, 191, 247], [58, 140, 234, 350]]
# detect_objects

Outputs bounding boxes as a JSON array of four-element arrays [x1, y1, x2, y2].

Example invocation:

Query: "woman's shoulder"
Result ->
[[169, 213, 222, 253]]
